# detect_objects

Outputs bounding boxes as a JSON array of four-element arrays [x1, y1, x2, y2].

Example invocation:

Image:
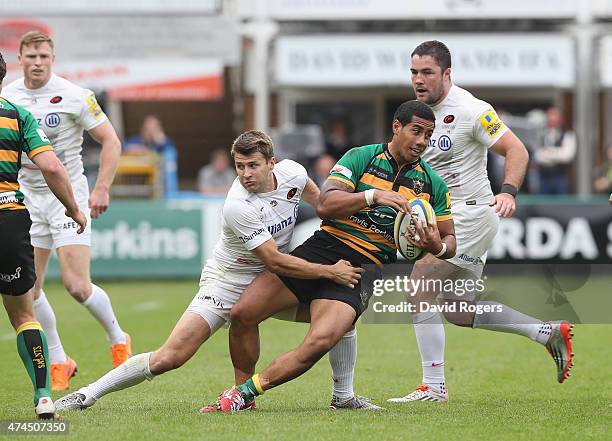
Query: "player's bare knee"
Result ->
[[441, 300, 475, 327], [303, 333, 336, 360], [64, 280, 91, 302], [149, 348, 185, 375], [230, 303, 257, 327]]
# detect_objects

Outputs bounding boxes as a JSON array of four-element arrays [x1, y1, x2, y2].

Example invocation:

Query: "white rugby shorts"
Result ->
[[22, 175, 92, 249], [447, 202, 499, 277], [185, 261, 299, 333]]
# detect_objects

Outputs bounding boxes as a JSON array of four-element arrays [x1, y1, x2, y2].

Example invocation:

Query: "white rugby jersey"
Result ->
[[212, 159, 308, 274], [422, 84, 508, 203], [3, 74, 108, 189]]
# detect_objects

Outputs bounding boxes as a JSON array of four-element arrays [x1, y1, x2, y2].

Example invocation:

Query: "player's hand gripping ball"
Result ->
[[394, 198, 436, 260]]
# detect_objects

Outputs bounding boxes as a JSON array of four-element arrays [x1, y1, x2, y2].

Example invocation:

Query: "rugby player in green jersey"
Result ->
[[0, 51, 86, 418], [211, 100, 457, 412]]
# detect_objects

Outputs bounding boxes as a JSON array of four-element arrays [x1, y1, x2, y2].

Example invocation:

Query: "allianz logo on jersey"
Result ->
[[36, 113, 61, 128], [268, 216, 293, 235], [458, 253, 483, 265], [428, 135, 453, 151]]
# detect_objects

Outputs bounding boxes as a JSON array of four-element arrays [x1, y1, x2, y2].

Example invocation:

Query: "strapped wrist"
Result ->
[[364, 189, 376, 207], [433, 242, 447, 258], [500, 183, 518, 198]]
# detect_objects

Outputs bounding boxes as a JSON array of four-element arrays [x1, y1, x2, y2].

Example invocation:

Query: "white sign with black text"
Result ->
[[239, 0, 578, 20], [276, 34, 575, 88]]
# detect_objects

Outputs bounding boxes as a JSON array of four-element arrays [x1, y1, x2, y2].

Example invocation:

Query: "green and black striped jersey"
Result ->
[[0, 97, 53, 210], [323, 143, 452, 265]]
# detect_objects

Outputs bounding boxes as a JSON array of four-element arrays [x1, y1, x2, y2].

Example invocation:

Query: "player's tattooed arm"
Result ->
[[317, 178, 411, 219], [316, 178, 364, 219]]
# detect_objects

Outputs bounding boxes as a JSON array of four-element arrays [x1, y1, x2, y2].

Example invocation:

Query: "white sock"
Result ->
[[472, 301, 551, 345], [33, 291, 67, 364], [82, 284, 126, 345], [87, 352, 154, 400], [328, 328, 356, 400], [413, 311, 446, 394]]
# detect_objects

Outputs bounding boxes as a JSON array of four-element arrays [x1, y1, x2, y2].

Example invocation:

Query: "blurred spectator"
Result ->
[[534, 106, 576, 194], [124, 115, 178, 195], [312, 154, 337, 187], [594, 145, 612, 194], [125, 115, 176, 155], [198, 149, 236, 195], [325, 119, 352, 160]]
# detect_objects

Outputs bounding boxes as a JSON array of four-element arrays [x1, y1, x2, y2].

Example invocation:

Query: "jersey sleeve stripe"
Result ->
[[436, 214, 453, 221], [27, 145, 53, 159], [327, 175, 355, 189]]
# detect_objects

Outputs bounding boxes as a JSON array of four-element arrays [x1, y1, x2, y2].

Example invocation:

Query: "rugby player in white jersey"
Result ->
[[54, 130, 366, 413], [388, 41, 574, 403], [2, 32, 128, 391]]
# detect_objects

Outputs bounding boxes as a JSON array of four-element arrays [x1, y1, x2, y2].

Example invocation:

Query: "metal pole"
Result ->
[[574, 1, 595, 197], [252, 0, 278, 133]]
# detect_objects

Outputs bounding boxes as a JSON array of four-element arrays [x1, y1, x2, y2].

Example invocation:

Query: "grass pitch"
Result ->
[[1, 280, 610, 440]]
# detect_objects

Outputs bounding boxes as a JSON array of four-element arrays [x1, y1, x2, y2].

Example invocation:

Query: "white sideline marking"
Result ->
[[132, 301, 162, 312], [1, 332, 15, 341]]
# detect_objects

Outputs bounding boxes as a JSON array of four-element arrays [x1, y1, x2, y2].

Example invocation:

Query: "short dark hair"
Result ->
[[231, 130, 274, 161], [0, 52, 6, 83], [393, 100, 435, 127], [411, 40, 452, 71]]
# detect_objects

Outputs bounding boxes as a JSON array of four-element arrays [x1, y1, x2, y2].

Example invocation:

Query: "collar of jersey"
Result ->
[[382, 143, 421, 172], [21, 73, 58, 94]]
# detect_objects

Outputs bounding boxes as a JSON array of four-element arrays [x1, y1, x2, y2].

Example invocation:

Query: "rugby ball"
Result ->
[[394, 199, 436, 260]]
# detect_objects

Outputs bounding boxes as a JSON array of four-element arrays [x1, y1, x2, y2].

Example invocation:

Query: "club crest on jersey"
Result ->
[[50, 96, 63, 104], [443, 114, 455, 124], [45, 113, 61, 128], [412, 179, 425, 195], [287, 187, 298, 200]]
